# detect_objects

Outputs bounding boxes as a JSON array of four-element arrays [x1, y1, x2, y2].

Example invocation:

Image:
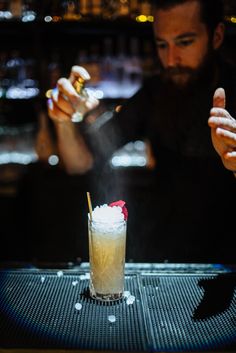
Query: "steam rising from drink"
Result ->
[[85, 109, 127, 205]]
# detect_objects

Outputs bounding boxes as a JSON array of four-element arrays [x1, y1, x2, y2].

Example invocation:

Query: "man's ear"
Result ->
[[213, 22, 225, 50]]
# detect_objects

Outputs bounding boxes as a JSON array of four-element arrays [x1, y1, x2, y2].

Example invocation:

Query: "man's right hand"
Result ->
[[46, 66, 97, 174], [47, 65, 99, 124]]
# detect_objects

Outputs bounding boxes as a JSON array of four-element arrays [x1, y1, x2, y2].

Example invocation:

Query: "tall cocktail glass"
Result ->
[[88, 217, 127, 301]]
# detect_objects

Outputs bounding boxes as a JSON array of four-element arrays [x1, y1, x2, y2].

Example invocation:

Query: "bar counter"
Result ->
[[0, 263, 236, 352]]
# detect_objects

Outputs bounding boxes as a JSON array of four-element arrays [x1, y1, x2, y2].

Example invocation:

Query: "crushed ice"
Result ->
[[108, 315, 116, 323], [40, 276, 45, 283], [124, 292, 136, 305], [126, 295, 136, 305], [79, 273, 90, 280], [57, 270, 63, 277], [90, 204, 124, 223], [75, 302, 82, 311], [124, 291, 131, 298], [89, 204, 126, 234], [72, 280, 79, 286]]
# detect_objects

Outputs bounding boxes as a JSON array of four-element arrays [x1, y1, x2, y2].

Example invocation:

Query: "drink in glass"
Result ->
[[88, 203, 127, 301]]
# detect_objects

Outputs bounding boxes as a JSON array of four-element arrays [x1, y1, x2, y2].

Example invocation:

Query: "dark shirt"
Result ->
[[85, 59, 236, 263]]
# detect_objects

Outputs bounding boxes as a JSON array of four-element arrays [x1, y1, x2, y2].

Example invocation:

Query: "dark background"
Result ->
[[1, 0, 236, 266]]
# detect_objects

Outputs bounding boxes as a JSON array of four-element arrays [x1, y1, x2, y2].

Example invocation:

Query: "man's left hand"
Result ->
[[208, 87, 236, 172]]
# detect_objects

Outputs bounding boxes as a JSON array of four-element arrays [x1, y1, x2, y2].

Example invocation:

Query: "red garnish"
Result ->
[[109, 200, 128, 220]]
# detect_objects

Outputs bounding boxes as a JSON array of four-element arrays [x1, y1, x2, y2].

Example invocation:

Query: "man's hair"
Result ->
[[152, 0, 224, 34]]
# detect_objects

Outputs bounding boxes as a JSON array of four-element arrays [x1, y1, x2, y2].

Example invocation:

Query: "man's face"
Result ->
[[153, 1, 213, 87]]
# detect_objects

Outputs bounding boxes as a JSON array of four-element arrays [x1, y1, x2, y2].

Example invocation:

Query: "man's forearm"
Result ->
[[54, 121, 94, 174]]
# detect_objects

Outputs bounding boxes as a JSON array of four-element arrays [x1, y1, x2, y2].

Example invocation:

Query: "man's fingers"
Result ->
[[69, 65, 91, 85], [216, 127, 236, 145], [208, 116, 236, 131], [225, 151, 236, 160], [57, 78, 83, 105], [47, 98, 71, 123], [51, 90, 76, 116], [210, 107, 230, 118], [213, 87, 226, 109]]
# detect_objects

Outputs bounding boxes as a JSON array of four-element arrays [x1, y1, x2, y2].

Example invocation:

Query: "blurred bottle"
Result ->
[[101, 37, 116, 82], [118, 0, 130, 17], [130, 0, 139, 18], [47, 52, 62, 89], [100, 37, 117, 98], [6, 50, 26, 86], [0, 0, 11, 20], [21, 0, 37, 22], [50, 0, 61, 21], [79, 0, 91, 19], [0, 0, 7, 11], [76, 44, 101, 88], [22, 0, 35, 12], [114, 35, 128, 84], [76, 48, 89, 67], [91, 0, 102, 17], [62, 0, 80, 20], [9, 0, 22, 18], [0, 51, 8, 98], [126, 37, 142, 86], [4, 50, 39, 99], [139, 0, 152, 16], [88, 43, 102, 86], [102, 0, 119, 20]]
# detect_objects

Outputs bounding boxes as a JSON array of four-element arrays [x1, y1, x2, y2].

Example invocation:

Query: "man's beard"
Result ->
[[159, 48, 217, 91], [152, 47, 219, 157]]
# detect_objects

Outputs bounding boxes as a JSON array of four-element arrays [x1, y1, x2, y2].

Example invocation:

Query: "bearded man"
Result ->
[[48, 0, 236, 263]]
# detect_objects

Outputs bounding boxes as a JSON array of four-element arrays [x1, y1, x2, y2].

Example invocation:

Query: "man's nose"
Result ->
[[166, 45, 179, 67]]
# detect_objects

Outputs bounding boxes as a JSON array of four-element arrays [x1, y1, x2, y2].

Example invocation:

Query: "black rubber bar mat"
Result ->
[[141, 273, 236, 352], [0, 270, 147, 350], [0, 269, 235, 351]]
